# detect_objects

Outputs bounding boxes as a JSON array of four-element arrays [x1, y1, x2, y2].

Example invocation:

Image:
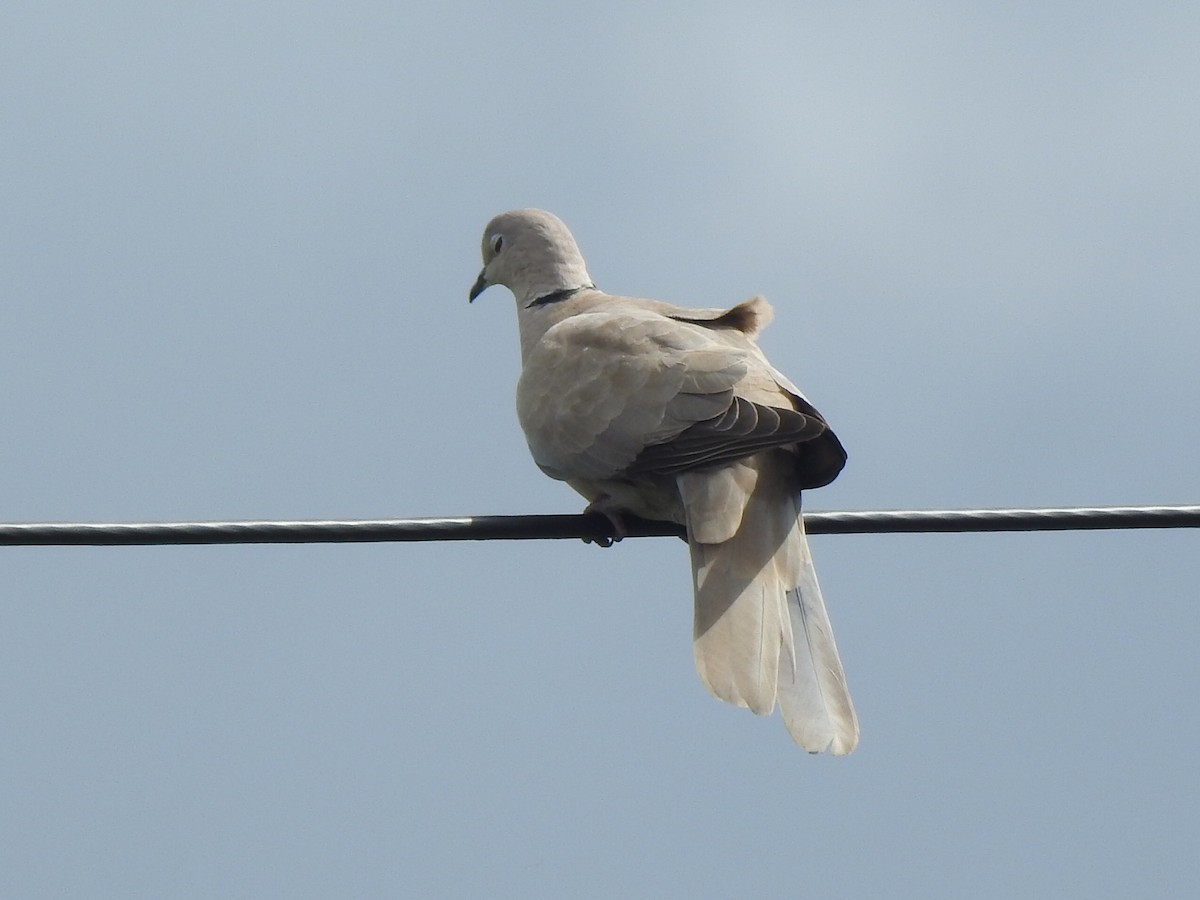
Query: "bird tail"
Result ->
[[682, 455, 858, 754]]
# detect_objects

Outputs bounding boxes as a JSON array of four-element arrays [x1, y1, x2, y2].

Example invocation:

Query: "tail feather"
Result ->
[[681, 456, 857, 753], [689, 536, 788, 714], [776, 509, 858, 754]]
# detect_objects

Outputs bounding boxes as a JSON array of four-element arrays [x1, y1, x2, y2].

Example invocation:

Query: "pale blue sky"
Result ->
[[3, 2, 1198, 897]]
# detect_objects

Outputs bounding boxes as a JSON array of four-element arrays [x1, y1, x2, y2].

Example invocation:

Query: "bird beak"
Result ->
[[468, 270, 489, 302]]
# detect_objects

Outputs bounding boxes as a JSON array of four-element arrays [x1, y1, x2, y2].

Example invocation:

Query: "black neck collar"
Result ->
[[526, 284, 594, 309]]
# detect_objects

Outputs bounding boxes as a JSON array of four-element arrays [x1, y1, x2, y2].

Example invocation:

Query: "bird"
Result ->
[[468, 209, 858, 754]]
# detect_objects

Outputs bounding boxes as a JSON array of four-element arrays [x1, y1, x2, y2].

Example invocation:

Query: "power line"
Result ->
[[1, 505, 1197, 547]]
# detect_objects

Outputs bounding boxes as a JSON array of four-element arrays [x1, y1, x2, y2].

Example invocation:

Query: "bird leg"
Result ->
[[582, 494, 628, 548]]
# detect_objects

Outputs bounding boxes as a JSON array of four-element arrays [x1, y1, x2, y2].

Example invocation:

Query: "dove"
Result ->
[[469, 209, 858, 754]]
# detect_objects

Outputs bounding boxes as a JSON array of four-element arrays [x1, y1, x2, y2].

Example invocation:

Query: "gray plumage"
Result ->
[[470, 208, 858, 753]]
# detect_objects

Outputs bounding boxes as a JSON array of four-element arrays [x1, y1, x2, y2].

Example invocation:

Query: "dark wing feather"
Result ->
[[625, 395, 844, 485]]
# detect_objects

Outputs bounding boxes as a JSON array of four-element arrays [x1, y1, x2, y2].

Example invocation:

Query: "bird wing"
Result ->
[[516, 298, 839, 485]]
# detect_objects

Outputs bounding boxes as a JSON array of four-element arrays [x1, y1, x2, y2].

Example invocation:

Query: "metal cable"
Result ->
[[1, 505, 1197, 547]]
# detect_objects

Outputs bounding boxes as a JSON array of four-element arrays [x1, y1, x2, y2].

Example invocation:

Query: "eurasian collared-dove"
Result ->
[[469, 209, 858, 754]]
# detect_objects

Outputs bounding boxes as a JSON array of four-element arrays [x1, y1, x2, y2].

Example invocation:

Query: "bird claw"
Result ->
[[582, 495, 627, 548]]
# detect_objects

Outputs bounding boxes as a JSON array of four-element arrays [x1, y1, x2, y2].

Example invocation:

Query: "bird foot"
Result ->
[[582, 495, 628, 548]]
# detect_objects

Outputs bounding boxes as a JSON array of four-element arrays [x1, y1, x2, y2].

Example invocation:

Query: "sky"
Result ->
[[2, 1, 1199, 897]]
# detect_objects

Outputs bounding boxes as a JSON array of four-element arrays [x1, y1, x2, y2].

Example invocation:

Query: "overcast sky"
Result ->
[[3, 2, 1198, 897]]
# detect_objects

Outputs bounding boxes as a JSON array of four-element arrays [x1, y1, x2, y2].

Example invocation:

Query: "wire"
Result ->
[[1, 505, 1197, 547]]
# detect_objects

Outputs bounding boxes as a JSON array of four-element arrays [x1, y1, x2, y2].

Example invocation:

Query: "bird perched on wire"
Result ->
[[469, 209, 857, 754]]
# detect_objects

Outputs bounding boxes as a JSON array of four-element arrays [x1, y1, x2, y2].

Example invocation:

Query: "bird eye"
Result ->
[[490, 234, 504, 255]]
